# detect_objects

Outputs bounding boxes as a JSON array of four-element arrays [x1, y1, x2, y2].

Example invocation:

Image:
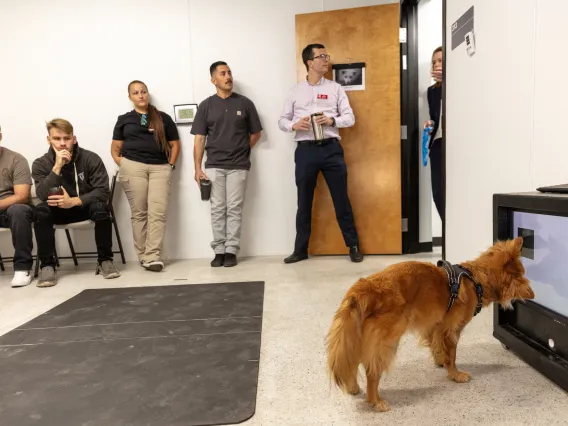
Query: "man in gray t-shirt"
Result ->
[[0, 125, 35, 287], [192, 61, 263, 267]]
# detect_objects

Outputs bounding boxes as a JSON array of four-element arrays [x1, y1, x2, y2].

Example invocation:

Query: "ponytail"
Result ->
[[148, 103, 169, 155]]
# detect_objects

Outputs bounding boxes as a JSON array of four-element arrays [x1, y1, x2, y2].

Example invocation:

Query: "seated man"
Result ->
[[0, 124, 35, 287], [32, 118, 120, 287]]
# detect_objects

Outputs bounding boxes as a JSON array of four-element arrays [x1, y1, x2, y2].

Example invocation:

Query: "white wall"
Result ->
[[0, 0, 397, 262], [445, 0, 568, 262], [417, 0, 443, 243], [0, 0, 194, 263], [532, 2, 568, 189]]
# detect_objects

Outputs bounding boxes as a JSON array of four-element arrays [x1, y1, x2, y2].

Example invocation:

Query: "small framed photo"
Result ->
[[332, 62, 366, 91], [173, 103, 198, 124]]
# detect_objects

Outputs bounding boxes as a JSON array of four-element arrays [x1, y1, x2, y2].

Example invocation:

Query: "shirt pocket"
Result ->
[[234, 109, 248, 129]]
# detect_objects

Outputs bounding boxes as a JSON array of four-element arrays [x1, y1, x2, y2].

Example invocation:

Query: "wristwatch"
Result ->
[[169, 163, 175, 171], [330, 117, 336, 127]]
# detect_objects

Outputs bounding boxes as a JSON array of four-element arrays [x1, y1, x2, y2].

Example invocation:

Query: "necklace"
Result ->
[[135, 110, 148, 127]]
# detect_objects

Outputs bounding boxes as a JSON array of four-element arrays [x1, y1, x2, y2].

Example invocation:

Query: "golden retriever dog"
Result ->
[[326, 237, 534, 412]]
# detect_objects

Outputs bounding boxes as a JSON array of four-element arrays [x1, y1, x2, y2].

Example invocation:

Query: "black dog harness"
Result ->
[[437, 260, 484, 316]]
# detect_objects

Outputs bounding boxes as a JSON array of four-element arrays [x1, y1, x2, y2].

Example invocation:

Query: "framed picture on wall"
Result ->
[[332, 62, 366, 91], [173, 103, 198, 124]]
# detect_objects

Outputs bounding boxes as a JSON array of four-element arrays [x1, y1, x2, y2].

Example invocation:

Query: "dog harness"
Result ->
[[437, 260, 484, 317]]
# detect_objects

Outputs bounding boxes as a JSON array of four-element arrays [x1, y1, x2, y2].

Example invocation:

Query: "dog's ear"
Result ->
[[513, 236, 523, 253], [503, 237, 523, 262], [505, 239, 524, 271]]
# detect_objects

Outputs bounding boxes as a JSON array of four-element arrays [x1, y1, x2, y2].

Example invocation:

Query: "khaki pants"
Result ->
[[118, 157, 172, 263], [207, 168, 248, 255]]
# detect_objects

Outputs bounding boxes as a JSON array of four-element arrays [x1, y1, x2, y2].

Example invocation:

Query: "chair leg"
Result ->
[[0, 252, 4, 272], [54, 244, 60, 267], [34, 255, 40, 278], [65, 229, 78, 266], [112, 218, 126, 264]]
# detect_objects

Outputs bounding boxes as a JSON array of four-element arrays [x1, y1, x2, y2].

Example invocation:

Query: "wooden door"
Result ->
[[295, 4, 401, 255]]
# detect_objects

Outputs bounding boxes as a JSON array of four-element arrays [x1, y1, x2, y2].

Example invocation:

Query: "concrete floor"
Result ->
[[0, 250, 566, 426]]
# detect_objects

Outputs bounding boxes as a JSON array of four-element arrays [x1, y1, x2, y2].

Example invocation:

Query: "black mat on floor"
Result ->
[[0, 281, 264, 426]]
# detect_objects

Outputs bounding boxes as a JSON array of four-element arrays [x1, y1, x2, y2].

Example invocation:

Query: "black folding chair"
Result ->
[[33, 170, 126, 277]]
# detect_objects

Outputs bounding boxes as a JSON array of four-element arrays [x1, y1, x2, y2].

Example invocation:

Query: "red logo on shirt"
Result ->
[[317, 94, 328, 100]]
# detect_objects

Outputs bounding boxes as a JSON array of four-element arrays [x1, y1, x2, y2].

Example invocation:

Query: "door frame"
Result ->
[[441, 0, 447, 260], [400, 0, 422, 254], [400, 0, 446, 259]]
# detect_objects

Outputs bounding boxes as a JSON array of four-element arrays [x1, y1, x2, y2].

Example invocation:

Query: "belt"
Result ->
[[297, 137, 338, 145]]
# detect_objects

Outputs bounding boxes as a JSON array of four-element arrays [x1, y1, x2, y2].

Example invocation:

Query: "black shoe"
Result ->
[[224, 253, 237, 267], [349, 246, 364, 263], [211, 254, 225, 267], [284, 252, 308, 264]]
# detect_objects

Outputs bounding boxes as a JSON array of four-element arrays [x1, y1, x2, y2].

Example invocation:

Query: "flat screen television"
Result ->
[[493, 192, 568, 392]]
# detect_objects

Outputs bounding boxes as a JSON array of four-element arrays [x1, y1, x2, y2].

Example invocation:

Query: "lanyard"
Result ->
[[73, 163, 80, 196]]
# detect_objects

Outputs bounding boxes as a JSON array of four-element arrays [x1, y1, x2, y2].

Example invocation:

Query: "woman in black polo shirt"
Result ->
[[111, 80, 180, 272]]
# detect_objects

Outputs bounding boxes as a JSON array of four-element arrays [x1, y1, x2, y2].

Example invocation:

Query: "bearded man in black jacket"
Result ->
[[32, 118, 120, 287]]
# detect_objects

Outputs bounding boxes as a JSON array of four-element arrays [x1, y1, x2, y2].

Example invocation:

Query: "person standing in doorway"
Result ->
[[278, 43, 363, 264], [425, 46, 444, 221], [111, 80, 181, 272], [191, 61, 263, 267]]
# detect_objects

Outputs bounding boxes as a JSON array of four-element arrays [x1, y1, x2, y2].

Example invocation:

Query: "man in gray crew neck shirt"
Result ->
[[192, 61, 263, 267], [0, 124, 35, 287]]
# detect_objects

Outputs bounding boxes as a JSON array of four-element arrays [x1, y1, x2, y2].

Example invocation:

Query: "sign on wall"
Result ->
[[451, 6, 474, 50]]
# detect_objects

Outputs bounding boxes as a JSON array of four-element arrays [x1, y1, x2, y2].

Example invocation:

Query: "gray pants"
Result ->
[[207, 168, 249, 255]]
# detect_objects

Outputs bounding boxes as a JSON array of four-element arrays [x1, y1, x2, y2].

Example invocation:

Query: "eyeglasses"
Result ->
[[310, 54, 330, 61]]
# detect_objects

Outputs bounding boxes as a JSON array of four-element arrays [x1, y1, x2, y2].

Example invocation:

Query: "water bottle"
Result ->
[[310, 113, 324, 141]]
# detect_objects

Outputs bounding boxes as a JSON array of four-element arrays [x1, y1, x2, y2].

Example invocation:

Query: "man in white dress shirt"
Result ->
[[278, 43, 363, 264]]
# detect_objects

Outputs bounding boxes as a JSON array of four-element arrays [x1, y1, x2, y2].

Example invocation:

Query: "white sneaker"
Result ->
[[142, 260, 164, 272], [11, 270, 33, 288]]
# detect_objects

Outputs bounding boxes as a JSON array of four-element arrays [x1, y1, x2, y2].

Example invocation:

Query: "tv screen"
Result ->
[[512, 211, 568, 318]]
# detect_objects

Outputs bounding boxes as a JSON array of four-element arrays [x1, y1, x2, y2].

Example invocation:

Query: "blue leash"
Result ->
[[422, 126, 432, 166]]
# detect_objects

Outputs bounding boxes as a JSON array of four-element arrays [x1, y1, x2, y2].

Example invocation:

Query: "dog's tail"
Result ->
[[326, 278, 377, 393]]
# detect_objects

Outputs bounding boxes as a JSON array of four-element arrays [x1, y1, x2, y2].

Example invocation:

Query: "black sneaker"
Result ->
[[224, 253, 237, 267], [284, 252, 308, 264], [211, 254, 225, 267], [349, 246, 364, 263]]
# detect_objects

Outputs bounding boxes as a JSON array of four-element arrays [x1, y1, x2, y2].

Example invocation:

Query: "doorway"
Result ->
[[402, 0, 446, 258], [295, 4, 403, 255]]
